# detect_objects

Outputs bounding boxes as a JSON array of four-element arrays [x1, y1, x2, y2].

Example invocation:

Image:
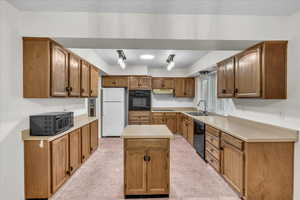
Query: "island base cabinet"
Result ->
[[124, 139, 170, 196]]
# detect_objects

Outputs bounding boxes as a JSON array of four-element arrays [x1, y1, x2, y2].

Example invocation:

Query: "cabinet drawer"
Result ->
[[206, 151, 220, 172], [128, 121, 151, 125], [221, 133, 243, 150], [205, 132, 220, 149], [125, 139, 169, 149], [206, 125, 220, 137], [165, 112, 177, 117], [152, 112, 165, 117], [206, 141, 220, 160], [129, 111, 151, 117]]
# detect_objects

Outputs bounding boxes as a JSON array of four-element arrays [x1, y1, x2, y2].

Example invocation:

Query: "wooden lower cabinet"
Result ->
[[182, 115, 193, 144], [90, 120, 99, 153], [221, 140, 244, 194], [69, 129, 82, 175], [129, 111, 151, 125], [124, 139, 170, 196], [81, 124, 91, 162], [51, 135, 69, 193], [151, 112, 177, 134], [24, 120, 98, 199], [176, 113, 183, 134]]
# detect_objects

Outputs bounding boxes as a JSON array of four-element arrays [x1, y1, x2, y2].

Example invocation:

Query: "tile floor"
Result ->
[[51, 135, 239, 200]]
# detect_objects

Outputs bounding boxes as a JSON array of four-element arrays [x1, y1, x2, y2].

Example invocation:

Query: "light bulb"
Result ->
[[167, 61, 175, 71]]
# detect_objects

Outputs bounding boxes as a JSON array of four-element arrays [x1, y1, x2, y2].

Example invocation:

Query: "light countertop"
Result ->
[[122, 125, 173, 139], [22, 115, 98, 141], [183, 114, 298, 142]]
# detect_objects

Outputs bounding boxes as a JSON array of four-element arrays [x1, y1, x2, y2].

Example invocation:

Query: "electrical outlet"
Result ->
[[279, 111, 285, 120]]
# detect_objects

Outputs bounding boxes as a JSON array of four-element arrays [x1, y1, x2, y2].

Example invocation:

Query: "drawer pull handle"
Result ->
[[211, 148, 214, 152]]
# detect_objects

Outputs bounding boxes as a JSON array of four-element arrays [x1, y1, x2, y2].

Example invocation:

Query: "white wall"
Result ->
[[152, 94, 194, 108], [0, 2, 87, 199], [20, 12, 289, 40]]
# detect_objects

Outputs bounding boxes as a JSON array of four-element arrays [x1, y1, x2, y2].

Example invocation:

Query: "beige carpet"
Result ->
[[51, 135, 239, 200]]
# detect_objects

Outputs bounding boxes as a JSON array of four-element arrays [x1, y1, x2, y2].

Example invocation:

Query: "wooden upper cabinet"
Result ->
[[90, 66, 99, 97], [23, 37, 99, 98], [68, 54, 81, 97], [174, 78, 195, 98], [102, 76, 129, 88], [234, 41, 287, 99], [51, 135, 69, 193], [129, 76, 151, 90], [90, 120, 99, 153], [69, 129, 81, 175], [235, 46, 261, 98], [217, 57, 235, 98], [80, 61, 90, 97], [51, 43, 69, 97], [152, 78, 174, 89]]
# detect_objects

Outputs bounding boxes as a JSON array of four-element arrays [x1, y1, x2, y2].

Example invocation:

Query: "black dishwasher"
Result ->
[[194, 121, 206, 160]]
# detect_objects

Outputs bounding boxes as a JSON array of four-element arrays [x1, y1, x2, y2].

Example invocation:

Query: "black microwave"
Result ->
[[129, 90, 151, 111], [30, 112, 74, 136]]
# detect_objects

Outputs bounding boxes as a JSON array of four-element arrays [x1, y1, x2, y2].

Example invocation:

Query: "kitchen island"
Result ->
[[122, 125, 173, 198]]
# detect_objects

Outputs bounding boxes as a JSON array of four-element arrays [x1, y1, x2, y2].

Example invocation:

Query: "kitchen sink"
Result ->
[[186, 111, 208, 116]]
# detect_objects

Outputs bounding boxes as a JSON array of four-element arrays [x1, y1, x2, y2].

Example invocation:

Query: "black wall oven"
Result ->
[[129, 90, 151, 111]]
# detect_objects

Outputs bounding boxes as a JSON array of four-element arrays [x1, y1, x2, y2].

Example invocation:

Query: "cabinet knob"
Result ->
[[235, 88, 238, 93], [70, 166, 73, 172], [82, 155, 85, 160], [143, 155, 151, 162], [90, 89, 93, 94], [90, 147, 93, 152], [81, 88, 85, 93], [66, 87, 70, 92], [66, 170, 70, 175], [69, 87, 73, 92], [222, 89, 226, 93]]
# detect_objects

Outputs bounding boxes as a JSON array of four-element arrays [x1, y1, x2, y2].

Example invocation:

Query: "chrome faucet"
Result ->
[[197, 99, 207, 114]]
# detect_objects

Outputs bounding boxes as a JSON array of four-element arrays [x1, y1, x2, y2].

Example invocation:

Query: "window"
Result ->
[[198, 72, 226, 115]]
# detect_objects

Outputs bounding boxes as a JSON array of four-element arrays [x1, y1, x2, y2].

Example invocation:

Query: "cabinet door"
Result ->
[[235, 46, 261, 98], [152, 78, 163, 89], [182, 120, 188, 139], [184, 78, 195, 97], [68, 54, 81, 97], [125, 149, 147, 195], [165, 116, 177, 134], [221, 142, 244, 195], [163, 78, 174, 89], [217, 62, 227, 97], [90, 120, 99, 153], [147, 148, 169, 194], [69, 129, 81, 175], [90, 66, 99, 97], [51, 44, 68, 97], [176, 113, 183, 134], [51, 135, 69, 193], [80, 61, 90, 97], [129, 77, 140, 90], [138, 77, 151, 90], [152, 116, 165, 124], [225, 58, 235, 97], [81, 124, 91, 162], [175, 78, 185, 97], [187, 121, 194, 145]]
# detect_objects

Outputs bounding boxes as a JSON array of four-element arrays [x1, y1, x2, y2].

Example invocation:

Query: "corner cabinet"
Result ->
[[124, 139, 170, 196], [217, 41, 287, 99], [23, 37, 99, 98]]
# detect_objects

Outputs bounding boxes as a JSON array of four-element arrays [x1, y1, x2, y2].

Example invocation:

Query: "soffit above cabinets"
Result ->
[[8, 0, 300, 16]]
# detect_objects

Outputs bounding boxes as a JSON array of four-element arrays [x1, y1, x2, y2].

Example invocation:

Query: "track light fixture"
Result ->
[[117, 50, 126, 69], [166, 54, 175, 71]]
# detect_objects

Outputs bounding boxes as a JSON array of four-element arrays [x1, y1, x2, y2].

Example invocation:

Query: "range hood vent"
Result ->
[[152, 89, 174, 95]]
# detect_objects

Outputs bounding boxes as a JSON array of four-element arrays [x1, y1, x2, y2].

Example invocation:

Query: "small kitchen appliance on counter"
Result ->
[[88, 98, 96, 117], [30, 112, 74, 136]]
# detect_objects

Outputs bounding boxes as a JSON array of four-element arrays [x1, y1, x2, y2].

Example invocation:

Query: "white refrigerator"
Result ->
[[101, 88, 127, 137]]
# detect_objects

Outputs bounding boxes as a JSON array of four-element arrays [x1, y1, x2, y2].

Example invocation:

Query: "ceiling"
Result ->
[[95, 49, 207, 68], [8, 0, 300, 16]]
